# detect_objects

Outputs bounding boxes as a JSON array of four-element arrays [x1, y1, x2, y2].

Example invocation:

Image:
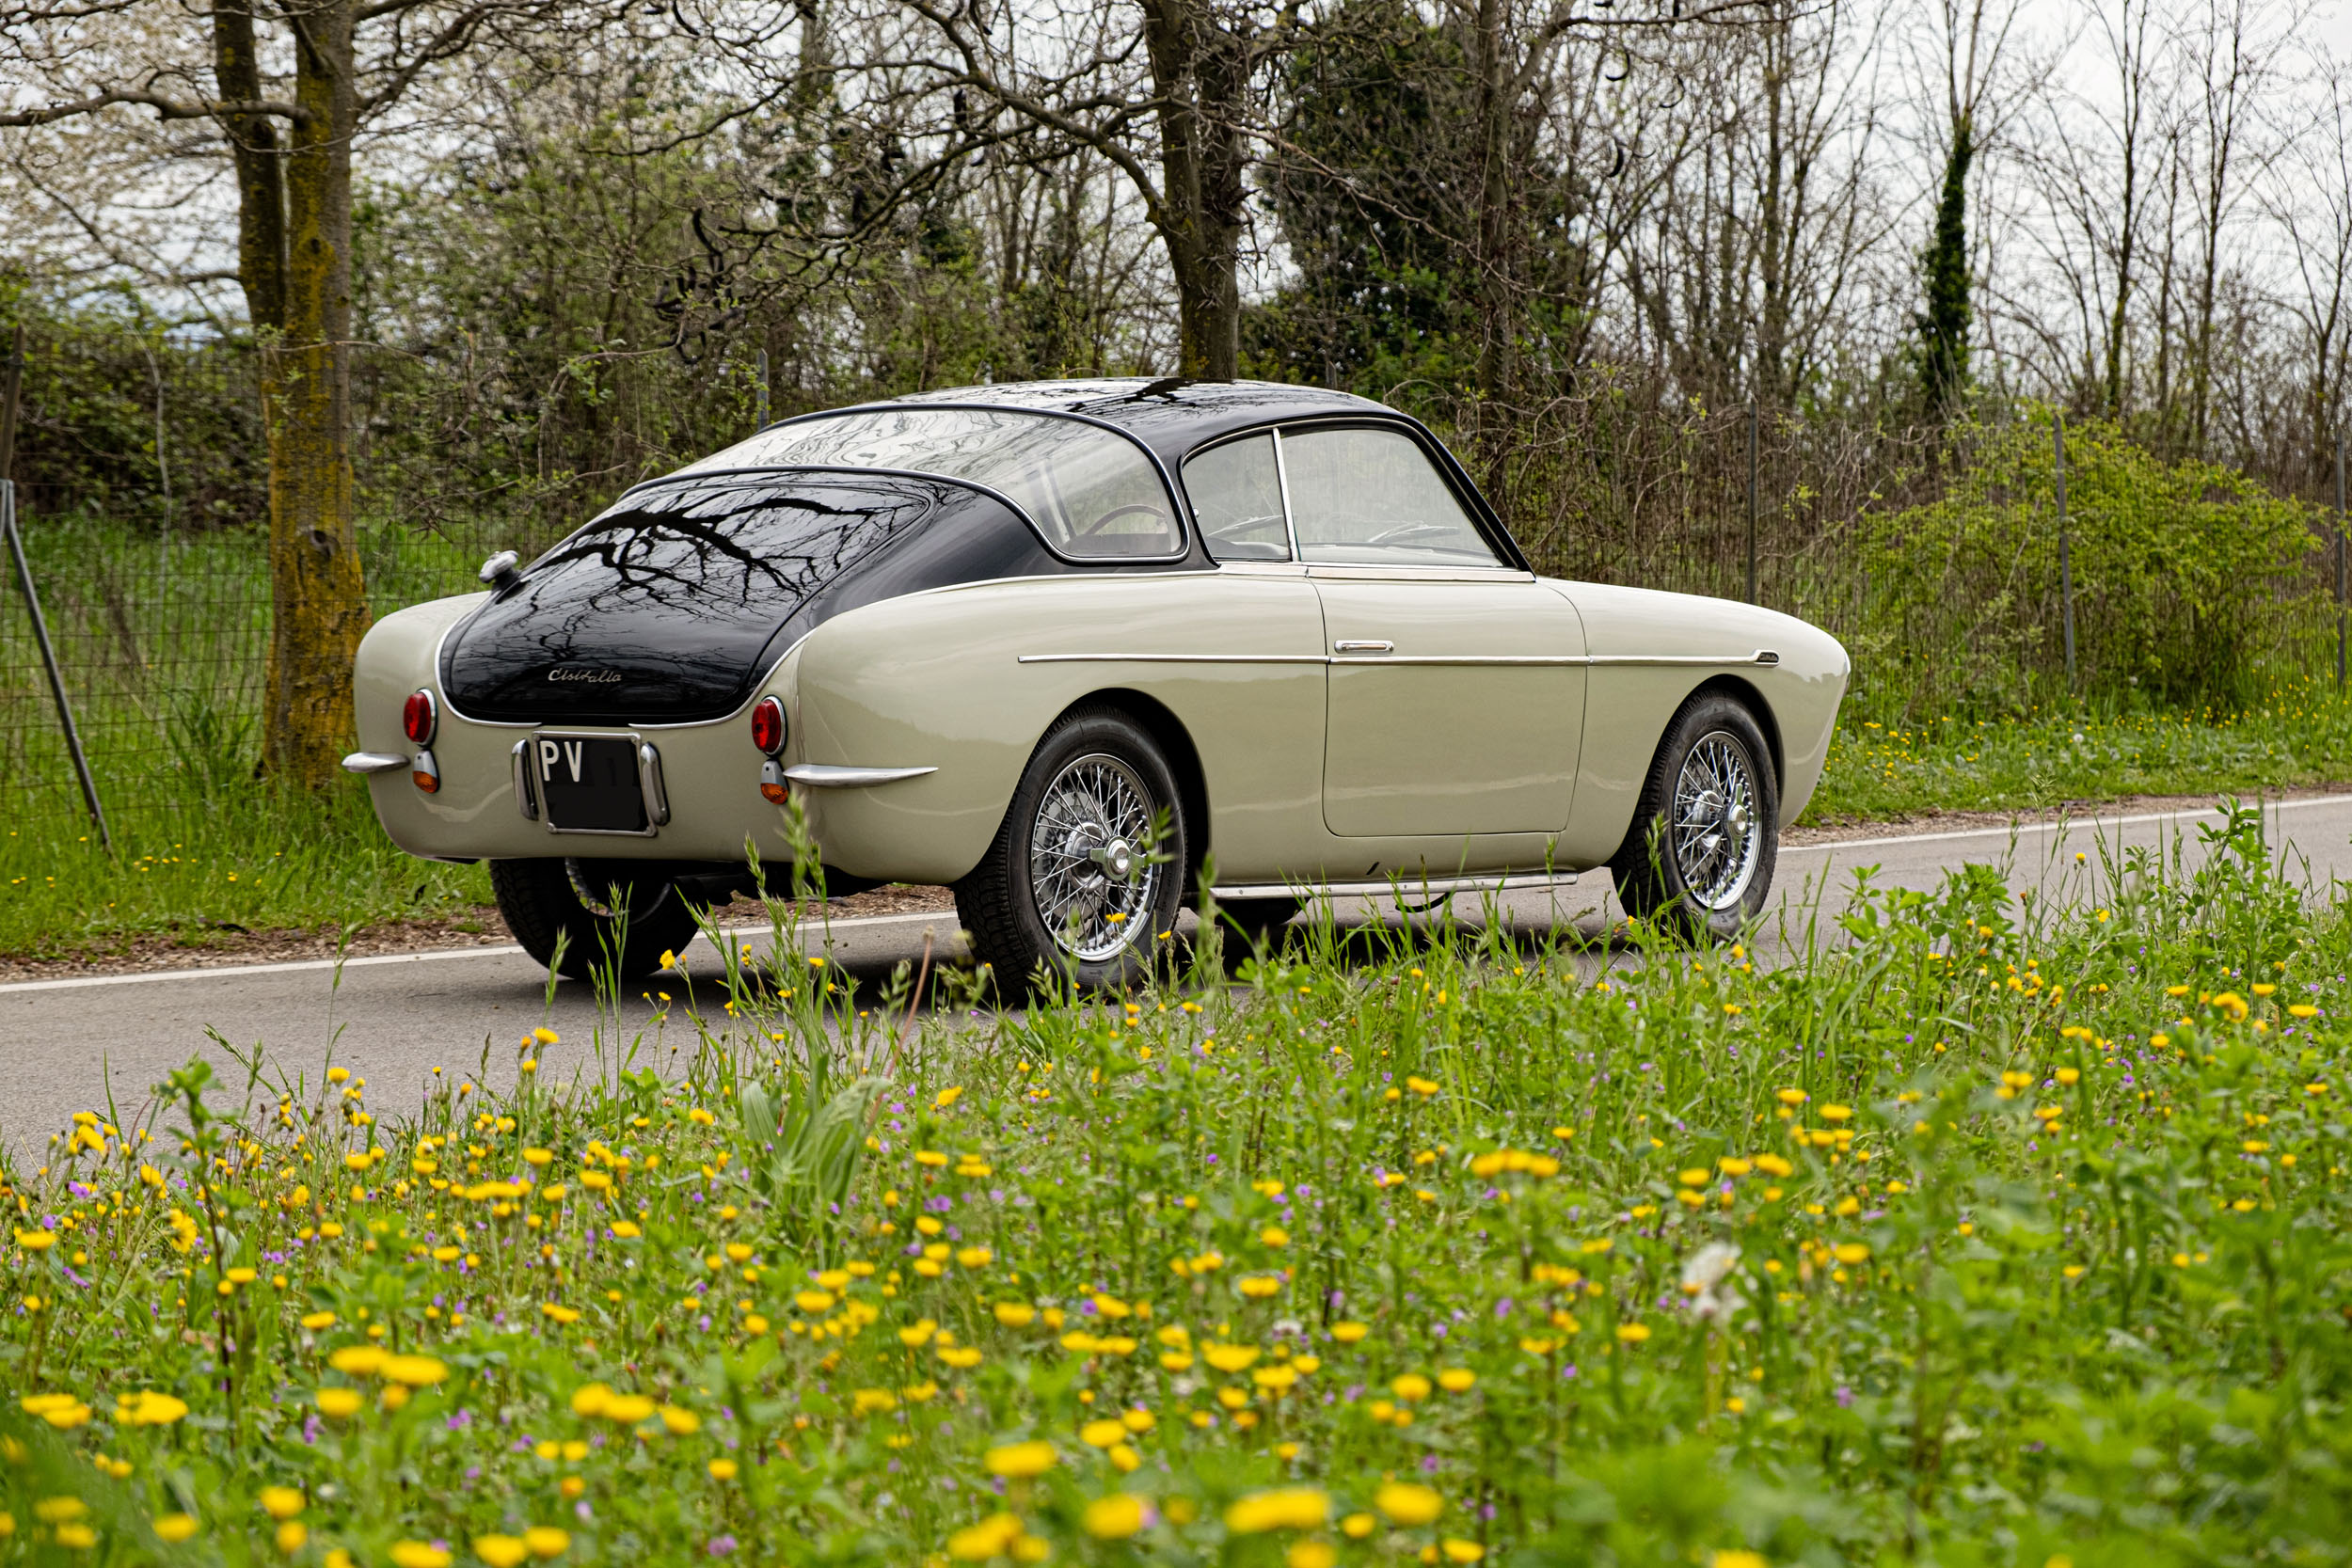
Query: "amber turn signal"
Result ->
[[750, 695, 787, 756], [759, 757, 788, 804], [402, 689, 437, 746], [412, 749, 440, 794]]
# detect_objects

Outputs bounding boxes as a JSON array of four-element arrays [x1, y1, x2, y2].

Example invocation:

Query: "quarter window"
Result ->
[[1184, 434, 1291, 561], [1279, 426, 1502, 568]]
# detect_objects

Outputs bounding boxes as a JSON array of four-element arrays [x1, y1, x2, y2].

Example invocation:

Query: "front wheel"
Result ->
[[1609, 691, 1779, 942], [955, 706, 1190, 992], [489, 858, 706, 982]]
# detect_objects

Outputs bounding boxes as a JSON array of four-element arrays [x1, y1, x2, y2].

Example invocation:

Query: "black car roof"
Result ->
[[637, 376, 1527, 573], [886, 377, 1402, 466]]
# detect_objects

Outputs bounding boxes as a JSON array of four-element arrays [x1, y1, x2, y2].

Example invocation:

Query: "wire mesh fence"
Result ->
[[4, 324, 2347, 816]]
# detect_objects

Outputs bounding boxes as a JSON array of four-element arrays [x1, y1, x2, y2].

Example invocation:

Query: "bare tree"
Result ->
[[1, 0, 628, 785]]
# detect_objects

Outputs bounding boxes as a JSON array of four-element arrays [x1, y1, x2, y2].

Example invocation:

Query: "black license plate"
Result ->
[[532, 735, 648, 833]]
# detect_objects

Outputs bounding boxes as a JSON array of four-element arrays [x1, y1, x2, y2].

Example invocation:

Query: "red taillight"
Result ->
[[750, 695, 787, 755], [403, 689, 437, 745]]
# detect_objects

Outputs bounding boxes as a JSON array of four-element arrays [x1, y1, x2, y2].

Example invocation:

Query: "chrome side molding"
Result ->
[[342, 752, 408, 775], [1210, 869, 1580, 901], [784, 764, 940, 788]]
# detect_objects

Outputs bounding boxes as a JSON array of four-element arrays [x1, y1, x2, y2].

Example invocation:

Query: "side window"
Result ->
[[1183, 433, 1291, 561], [1280, 426, 1503, 567]]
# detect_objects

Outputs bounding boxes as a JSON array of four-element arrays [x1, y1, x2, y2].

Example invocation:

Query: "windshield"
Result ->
[[686, 407, 1183, 560]]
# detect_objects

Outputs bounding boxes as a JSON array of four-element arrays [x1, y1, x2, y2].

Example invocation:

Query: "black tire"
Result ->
[[1607, 690, 1779, 942], [489, 858, 707, 983], [1214, 895, 1304, 948], [954, 706, 1190, 992]]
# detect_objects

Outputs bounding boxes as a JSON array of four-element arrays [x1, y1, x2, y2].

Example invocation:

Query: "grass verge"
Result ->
[[0, 779, 490, 960], [1805, 679, 2352, 822], [2, 805, 2347, 1562]]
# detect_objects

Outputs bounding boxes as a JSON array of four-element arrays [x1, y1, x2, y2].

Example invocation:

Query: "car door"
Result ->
[[1277, 423, 1586, 839]]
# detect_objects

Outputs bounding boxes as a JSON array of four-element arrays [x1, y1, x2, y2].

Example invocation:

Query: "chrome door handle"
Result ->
[[1333, 640, 1394, 653]]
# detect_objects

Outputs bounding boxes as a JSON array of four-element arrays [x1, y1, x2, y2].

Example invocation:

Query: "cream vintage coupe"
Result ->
[[345, 379, 1849, 984]]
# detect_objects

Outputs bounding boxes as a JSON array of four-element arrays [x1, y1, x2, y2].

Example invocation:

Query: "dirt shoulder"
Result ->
[[0, 884, 960, 985]]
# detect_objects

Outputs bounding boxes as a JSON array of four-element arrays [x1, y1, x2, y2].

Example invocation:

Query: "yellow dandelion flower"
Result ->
[[475, 1537, 530, 1568], [1225, 1487, 1329, 1534], [1083, 1494, 1151, 1539], [1375, 1481, 1443, 1525], [986, 1440, 1057, 1478]]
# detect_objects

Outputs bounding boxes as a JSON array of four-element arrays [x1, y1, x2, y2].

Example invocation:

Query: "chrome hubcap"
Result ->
[[1029, 753, 1161, 961], [1671, 732, 1761, 911]]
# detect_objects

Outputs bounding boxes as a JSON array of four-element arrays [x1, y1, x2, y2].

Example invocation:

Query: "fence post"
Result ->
[[2056, 412, 2076, 690], [1745, 402, 1758, 604], [0, 325, 113, 849], [755, 348, 771, 432], [2336, 430, 2345, 689]]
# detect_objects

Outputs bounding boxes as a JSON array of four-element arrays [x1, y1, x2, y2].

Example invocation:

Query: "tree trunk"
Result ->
[[263, 0, 372, 788], [1141, 0, 1248, 379], [210, 0, 287, 337]]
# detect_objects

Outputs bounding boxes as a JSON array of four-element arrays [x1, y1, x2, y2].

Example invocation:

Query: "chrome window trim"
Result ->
[[1270, 429, 1304, 561]]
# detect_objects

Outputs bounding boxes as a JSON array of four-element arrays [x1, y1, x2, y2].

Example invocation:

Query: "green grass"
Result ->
[[0, 781, 490, 960], [1803, 679, 2352, 823], [3, 805, 2350, 1564]]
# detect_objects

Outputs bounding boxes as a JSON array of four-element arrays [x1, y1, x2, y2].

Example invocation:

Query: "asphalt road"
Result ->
[[5, 793, 2347, 1154]]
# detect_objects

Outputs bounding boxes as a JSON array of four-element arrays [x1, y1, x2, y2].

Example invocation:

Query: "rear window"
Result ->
[[542, 478, 937, 610], [689, 406, 1184, 560], [442, 476, 947, 724]]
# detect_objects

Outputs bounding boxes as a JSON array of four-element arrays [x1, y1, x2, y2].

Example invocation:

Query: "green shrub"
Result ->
[[1852, 407, 2326, 719]]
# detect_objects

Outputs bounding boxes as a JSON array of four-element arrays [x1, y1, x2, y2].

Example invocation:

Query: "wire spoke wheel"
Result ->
[[1027, 752, 1160, 961], [1670, 730, 1760, 911]]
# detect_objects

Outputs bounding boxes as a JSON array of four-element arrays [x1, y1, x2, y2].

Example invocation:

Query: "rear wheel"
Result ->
[[489, 858, 706, 982], [955, 706, 1189, 992], [1609, 692, 1778, 942]]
